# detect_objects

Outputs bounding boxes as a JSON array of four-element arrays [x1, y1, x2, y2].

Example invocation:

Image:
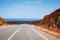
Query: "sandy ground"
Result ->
[[0, 25, 15, 28], [33, 25, 60, 39]]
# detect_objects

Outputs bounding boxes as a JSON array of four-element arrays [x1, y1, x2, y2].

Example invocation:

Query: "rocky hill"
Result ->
[[35, 8, 60, 38], [38, 8, 60, 29], [0, 17, 8, 26], [35, 8, 60, 34]]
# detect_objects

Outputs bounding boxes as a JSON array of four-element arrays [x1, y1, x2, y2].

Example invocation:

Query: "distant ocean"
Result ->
[[4, 18, 40, 21]]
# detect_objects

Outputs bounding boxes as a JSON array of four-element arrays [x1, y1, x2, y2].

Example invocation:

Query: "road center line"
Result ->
[[30, 26, 48, 40], [8, 26, 22, 40]]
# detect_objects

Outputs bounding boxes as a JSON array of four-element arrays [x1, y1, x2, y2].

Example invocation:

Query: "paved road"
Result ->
[[0, 24, 59, 40]]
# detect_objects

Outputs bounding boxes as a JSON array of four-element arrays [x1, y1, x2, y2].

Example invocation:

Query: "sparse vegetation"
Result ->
[[35, 8, 60, 38]]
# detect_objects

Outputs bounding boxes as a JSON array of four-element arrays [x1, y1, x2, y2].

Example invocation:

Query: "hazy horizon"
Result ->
[[4, 18, 40, 21]]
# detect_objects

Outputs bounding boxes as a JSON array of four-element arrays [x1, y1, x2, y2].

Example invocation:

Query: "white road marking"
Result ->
[[8, 26, 22, 40], [30, 26, 48, 40], [25, 27, 33, 40]]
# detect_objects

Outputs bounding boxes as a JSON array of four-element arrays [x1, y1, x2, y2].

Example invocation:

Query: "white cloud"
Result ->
[[26, 1, 31, 3], [26, 1, 42, 4]]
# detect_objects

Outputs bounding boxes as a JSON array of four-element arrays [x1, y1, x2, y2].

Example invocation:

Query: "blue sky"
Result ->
[[0, 0, 60, 19]]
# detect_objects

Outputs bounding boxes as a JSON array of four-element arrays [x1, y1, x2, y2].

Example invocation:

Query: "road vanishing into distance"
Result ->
[[0, 24, 60, 40]]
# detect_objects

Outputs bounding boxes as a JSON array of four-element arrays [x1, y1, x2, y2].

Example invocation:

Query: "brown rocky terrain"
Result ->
[[0, 17, 9, 28], [35, 8, 60, 38]]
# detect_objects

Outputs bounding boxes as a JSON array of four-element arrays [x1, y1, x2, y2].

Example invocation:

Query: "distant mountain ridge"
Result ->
[[4, 18, 40, 21]]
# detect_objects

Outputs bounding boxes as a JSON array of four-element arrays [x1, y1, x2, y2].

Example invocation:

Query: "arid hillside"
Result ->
[[35, 8, 60, 38], [37, 8, 60, 29], [0, 17, 8, 26]]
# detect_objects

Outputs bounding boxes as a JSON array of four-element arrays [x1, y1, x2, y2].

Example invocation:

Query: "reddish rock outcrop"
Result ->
[[39, 8, 60, 29], [35, 8, 60, 38], [0, 17, 8, 26]]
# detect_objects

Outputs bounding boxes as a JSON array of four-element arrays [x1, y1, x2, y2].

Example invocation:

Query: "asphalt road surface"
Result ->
[[0, 24, 60, 40]]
